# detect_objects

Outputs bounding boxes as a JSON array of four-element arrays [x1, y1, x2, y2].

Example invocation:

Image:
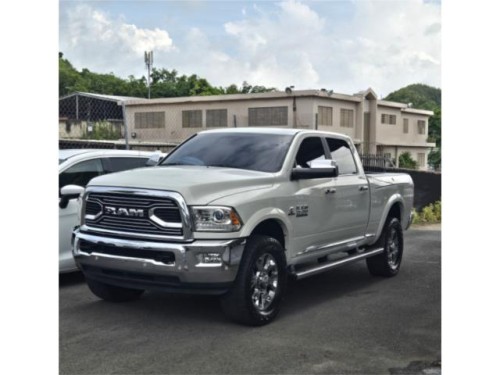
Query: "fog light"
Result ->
[[197, 252, 223, 265]]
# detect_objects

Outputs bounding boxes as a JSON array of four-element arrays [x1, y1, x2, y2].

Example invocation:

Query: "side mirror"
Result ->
[[146, 151, 164, 167], [291, 165, 338, 180], [59, 185, 85, 209]]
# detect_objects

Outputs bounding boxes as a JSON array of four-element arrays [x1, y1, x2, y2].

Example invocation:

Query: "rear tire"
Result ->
[[86, 278, 144, 302], [220, 235, 287, 326], [366, 217, 403, 277]]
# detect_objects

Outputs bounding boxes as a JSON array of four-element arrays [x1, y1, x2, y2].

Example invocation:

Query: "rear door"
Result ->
[[324, 136, 370, 243]]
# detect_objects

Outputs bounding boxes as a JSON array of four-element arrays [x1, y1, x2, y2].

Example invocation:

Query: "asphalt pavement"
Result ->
[[60, 226, 441, 374]]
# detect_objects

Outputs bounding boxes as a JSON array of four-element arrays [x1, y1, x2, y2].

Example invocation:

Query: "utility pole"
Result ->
[[144, 51, 153, 99]]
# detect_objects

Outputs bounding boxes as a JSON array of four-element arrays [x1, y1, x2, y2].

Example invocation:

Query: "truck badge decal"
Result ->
[[104, 206, 145, 217], [296, 205, 309, 217], [287, 207, 296, 216]]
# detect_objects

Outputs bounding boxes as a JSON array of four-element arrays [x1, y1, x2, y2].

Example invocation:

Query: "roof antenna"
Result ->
[[144, 51, 154, 99]]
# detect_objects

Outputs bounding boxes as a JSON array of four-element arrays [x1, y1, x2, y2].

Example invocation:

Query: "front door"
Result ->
[[288, 136, 338, 254]]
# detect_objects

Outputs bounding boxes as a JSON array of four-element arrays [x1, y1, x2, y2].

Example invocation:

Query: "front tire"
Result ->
[[366, 217, 403, 277], [220, 235, 287, 326], [86, 278, 144, 302]]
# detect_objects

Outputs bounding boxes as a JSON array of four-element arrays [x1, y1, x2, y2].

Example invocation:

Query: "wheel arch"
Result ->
[[241, 209, 291, 252], [374, 194, 405, 241]]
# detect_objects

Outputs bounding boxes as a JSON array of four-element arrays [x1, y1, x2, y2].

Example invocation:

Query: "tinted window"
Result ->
[[106, 157, 149, 173], [325, 138, 357, 175], [59, 159, 104, 193], [161, 133, 294, 173], [295, 137, 326, 168]]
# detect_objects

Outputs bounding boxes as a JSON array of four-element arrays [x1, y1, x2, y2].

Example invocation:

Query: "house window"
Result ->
[[384, 152, 392, 159], [248, 106, 288, 126], [418, 153, 426, 167], [340, 108, 354, 128], [318, 106, 333, 126], [417, 120, 426, 135], [206, 109, 228, 128], [134, 112, 165, 129], [403, 118, 409, 133], [182, 110, 202, 128], [381, 113, 397, 125]]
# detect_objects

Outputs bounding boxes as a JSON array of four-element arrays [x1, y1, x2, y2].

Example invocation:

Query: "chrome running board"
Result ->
[[291, 247, 384, 280]]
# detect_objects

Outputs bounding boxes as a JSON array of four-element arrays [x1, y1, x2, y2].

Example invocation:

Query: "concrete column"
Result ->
[[369, 99, 378, 154], [355, 100, 364, 142]]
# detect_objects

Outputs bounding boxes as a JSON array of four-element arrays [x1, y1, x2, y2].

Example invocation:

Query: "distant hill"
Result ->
[[384, 84, 441, 111]]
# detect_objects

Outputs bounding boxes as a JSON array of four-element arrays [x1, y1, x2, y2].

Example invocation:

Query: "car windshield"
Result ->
[[160, 132, 294, 173]]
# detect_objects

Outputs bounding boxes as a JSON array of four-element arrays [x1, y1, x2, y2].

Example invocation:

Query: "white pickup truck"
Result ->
[[71, 128, 414, 325]]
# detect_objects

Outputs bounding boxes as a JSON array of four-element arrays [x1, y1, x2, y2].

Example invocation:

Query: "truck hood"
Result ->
[[87, 166, 275, 205]]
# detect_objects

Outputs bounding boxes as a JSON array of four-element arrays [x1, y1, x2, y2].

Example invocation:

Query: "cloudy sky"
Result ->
[[59, 0, 441, 96]]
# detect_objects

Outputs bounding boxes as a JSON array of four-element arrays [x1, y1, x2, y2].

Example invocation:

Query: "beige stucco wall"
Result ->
[[122, 94, 434, 170], [315, 98, 358, 140], [376, 106, 429, 146], [59, 119, 86, 139], [125, 98, 309, 143]]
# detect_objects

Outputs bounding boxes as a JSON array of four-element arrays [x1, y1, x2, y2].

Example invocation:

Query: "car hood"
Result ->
[[87, 166, 275, 205]]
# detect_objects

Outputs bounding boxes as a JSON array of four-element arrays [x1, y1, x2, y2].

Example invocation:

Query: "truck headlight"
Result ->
[[191, 206, 243, 232]]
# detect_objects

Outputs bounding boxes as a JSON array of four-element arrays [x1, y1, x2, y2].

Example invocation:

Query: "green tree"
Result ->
[[398, 152, 418, 169], [428, 149, 441, 170], [59, 53, 88, 96], [59, 52, 279, 99], [385, 84, 441, 170]]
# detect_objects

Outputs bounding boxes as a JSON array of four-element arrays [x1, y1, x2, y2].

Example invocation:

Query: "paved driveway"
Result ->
[[60, 226, 441, 374]]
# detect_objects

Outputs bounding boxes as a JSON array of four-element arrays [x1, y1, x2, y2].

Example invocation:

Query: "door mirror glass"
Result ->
[[310, 159, 336, 169]]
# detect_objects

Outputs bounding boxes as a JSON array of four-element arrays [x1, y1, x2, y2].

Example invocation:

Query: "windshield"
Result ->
[[160, 132, 294, 173]]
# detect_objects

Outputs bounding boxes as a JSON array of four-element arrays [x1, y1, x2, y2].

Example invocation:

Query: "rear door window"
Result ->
[[325, 138, 357, 175], [59, 158, 104, 193], [105, 157, 149, 173]]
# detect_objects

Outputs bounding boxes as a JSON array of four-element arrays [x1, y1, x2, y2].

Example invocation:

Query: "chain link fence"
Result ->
[[59, 93, 181, 152]]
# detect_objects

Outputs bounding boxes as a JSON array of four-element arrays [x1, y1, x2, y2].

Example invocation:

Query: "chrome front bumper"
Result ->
[[73, 229, 246, 294]]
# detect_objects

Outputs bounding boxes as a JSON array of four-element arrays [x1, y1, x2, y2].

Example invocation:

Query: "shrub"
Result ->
[[398, 152, 418, 169], [412, 200, 441, 224], [85, 121, 121, 140]]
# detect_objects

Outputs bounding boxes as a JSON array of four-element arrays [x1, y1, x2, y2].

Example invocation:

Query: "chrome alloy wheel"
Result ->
[[251, 253, 279, 312], [387, 227, 400, 269]]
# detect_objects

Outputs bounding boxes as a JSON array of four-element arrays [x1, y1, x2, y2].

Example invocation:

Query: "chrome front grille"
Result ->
[[83, 188, 189, 240]]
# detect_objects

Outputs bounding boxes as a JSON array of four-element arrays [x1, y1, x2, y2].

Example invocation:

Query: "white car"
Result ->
[[59, 149, 164, 273]]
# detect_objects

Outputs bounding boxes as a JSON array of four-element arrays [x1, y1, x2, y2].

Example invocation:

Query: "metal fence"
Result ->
[[359, 154, 396, 171], [59, 139, 179, 153]]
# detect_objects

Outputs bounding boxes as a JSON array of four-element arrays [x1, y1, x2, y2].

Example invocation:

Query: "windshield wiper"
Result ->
[[160, 162, 190, 166], [206, 164, 246, 170]]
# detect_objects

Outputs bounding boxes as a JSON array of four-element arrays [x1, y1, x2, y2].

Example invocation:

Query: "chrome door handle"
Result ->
[[325, 188, 336, 195], [359, 185, 369, 191]]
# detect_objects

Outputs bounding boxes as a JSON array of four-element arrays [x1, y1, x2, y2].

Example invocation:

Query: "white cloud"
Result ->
[[218, 0, 441, 94], [60, 4, 174, 76], [59, 0, 440, 95]]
